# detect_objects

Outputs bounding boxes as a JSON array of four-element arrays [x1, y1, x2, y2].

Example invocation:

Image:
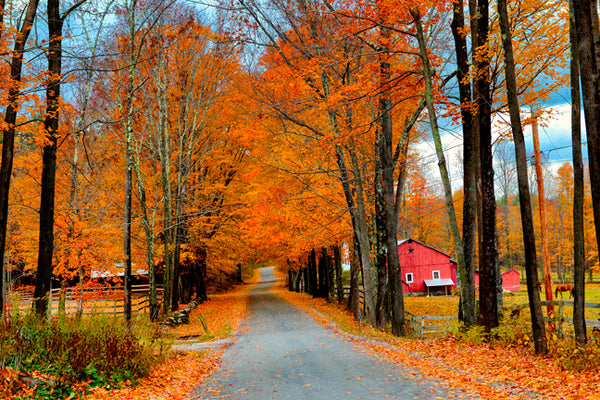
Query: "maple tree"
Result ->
[[572, 0, 600, 350], [33, 0, 88, 317], [223, 0, 449, 335], [0, 0, 39, 318]]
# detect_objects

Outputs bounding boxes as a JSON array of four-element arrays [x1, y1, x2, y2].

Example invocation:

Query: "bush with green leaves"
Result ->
[[1, 312, 159, 397]]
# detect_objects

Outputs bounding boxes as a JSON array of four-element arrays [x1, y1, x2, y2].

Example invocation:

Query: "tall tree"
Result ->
[[34, 0, 87, 317], [451, 0, 476, 327], [570, 1, 586, 346], [412, 7, 468, 330], [474, 0, 499, 331], [497, 0, 547, 354], [0, 0, 39, 318], [572, 0, 600, 287]]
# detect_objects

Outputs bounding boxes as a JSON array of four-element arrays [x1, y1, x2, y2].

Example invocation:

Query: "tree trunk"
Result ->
[[347, 147, 377, 327], [334, 245, 344, 303], [327, 248, 334, 301], [318, 248, 328, 298], [375, 147, 388, 329], [122, 9, 141, 323], [124, 127, 133, 323], [573, 0, 600, 302], [155, 48, 173, 313], [171, 240, 181, 311], [570, 1, 587, 346], [34, 0, 63, 317], [0, 0, 39, 319], [334, 143, 376, 326], [452, 0, 476, 327], [347, 237, 361, 320], [474, 0, 499, 332], [378, 52, 405, 336], [413, 10, 467, 329], [498, 0, 547, 354], [309, 249, 318, 297], [196, 247, 208, 301]]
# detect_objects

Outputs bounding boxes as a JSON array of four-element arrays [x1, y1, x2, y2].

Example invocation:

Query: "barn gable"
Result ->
[[474, 268, 520, 292], [398, 238, 457, 295]]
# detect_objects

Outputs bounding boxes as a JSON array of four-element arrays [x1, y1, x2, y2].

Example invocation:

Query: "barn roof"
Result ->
[[424, 278, 455, 287], [398, 238, 457, 264], [91, 265, 148, 279]]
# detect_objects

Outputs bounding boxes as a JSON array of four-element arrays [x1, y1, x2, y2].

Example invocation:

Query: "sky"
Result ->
[[415, 84, 582, 195]]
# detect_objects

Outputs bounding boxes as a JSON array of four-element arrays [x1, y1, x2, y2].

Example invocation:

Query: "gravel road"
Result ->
[[193, 267, 467, 399]]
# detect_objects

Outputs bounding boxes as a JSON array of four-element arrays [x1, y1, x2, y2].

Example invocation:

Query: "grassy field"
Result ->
[[403, 282, 600, 339]]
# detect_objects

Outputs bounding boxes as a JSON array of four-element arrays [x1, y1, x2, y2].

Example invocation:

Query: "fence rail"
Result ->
[[406, 312, 457, 339], [407, 300, 600, 339], [507, 300, 600, 336], [7, 284, 163, 317]]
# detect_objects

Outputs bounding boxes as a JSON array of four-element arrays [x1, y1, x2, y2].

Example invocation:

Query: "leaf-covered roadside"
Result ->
[[85, 278, 256, 400], [0, 276, 255, 400], [273, 282, 600, 399]]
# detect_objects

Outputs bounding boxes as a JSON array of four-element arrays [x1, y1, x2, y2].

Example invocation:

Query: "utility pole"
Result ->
[[531, 105, 554, 318]]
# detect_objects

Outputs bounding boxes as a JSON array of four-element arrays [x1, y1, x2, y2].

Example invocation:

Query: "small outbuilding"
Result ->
[[398, 238, 457, 295], [474, 268, 520, 292]]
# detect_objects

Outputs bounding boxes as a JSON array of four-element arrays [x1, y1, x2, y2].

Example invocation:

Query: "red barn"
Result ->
[[398, 238, 457, 295], [474, 268, 520, 291]]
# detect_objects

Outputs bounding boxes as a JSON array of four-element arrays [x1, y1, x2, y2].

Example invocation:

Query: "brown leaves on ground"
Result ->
[[273, 278, 600, 399]]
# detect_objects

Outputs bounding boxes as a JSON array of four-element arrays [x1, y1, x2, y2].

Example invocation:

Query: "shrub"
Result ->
[[0, 313, 159, 398]]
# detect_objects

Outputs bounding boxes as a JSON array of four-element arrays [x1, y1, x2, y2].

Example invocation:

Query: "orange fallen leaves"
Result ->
[[85, 350, 223, 400], [173, 286, 253, 340], [87, 272, 259, 400], [274, 277, 600, 399]]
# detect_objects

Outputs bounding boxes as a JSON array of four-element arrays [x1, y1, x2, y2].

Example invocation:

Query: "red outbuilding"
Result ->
[[474, 268, 520, 292], [398, 238, 457, 296]]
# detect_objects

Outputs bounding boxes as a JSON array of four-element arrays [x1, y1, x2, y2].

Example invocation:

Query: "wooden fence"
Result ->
[[406, 300, 600, 339], [7, 285, 163, 317], [507, 300, 600, 337], [405, 312, 457, 339]]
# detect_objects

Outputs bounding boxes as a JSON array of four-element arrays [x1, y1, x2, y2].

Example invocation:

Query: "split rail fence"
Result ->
[[7, 284, 163, 317], [406, 300, 600, 339], [507, 300, 600, 337]]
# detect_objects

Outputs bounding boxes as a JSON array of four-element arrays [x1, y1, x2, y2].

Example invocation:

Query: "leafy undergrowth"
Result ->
[[1, 273, 258, 400], [85, 273, 258, 400], [272, 279, 600, 399], [0, 314, 157, 400]]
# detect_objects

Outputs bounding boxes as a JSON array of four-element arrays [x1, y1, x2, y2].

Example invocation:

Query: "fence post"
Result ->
[[558, 301, 564, 337], [48, 290, 53, 320]]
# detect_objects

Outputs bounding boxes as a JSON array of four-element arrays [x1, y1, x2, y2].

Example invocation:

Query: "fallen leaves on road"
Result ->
[[273, 277, 600, 400]]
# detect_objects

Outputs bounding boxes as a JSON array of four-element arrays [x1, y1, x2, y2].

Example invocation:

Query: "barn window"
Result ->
[[406, 273, 413, 283], [432, 270, 440, 280]]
